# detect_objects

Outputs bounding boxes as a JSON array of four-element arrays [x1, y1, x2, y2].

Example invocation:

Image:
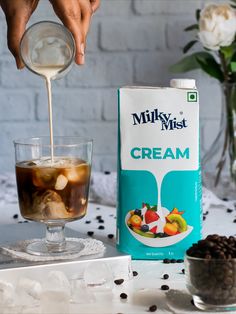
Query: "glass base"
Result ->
[[193, 296, 236, 312], [26, 238, 85, 256]]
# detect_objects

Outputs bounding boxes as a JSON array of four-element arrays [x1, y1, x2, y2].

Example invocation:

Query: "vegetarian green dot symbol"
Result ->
[[187, 92, 198, 102]]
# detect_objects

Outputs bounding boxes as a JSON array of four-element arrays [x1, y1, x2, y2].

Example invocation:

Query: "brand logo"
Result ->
[[131, 108, 187, 131], [187, 91, 198, 102]]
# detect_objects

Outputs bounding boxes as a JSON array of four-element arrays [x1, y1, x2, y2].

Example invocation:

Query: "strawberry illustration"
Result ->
[[150, 226, 158, 233], [145, 210, 159, 224]]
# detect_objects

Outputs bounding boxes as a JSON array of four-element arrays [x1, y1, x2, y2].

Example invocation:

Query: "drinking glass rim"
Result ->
[[20, 20, 76, 76], [13, 136, 93, 148], [185, 254, 236, 262]]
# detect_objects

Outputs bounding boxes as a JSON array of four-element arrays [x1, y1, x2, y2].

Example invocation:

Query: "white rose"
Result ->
[[198, 4, 236, 51]]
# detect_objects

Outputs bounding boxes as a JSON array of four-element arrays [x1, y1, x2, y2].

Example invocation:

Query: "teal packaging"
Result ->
[[117, 80, 202, 260]]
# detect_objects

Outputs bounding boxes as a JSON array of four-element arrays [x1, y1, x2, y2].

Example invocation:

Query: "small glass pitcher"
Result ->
[[20, 21, 75, 80]]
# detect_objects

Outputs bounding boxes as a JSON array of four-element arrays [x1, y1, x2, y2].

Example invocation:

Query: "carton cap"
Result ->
[[170, 79, 196, 89]]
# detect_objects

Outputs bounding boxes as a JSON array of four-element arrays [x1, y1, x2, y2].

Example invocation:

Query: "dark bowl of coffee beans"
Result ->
[[185, 235, 236, 311]]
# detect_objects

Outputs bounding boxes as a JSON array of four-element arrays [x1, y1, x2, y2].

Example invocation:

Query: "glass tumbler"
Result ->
[[14, 137, 92, 256], [185, 255, 236, 311], [20, 21, 75, 79]]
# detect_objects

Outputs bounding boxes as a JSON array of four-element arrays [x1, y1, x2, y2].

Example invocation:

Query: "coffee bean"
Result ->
[[203, 216, 206, 221], [98, 225, 105, 230], [177, 259, 184, 263], [181, 269, 185, 274], [222, 197, 229, 201], [163, 258, 171, 264], [98, 219, 104, 223], [133, 271, 138, 277], [96, 215, 102, 220], [87, 231, 94, 236], [85, 220, 91, 224], [96, 207, 100, 210], [149, 305, 157, 312], [120, 293, 127, 299], [114, 279, 124, 285], [108, 234, 114, 239], [227, 208, 233, 213], [163, 274, 169, 280], [104, 171, 111, 175], [233, 219, 236, 223], [170, 259, 176, 263], [161, 285, 169, 291], [13, 214, 18, 219]]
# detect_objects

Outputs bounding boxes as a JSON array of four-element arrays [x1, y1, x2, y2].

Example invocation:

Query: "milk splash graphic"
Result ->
[[117, 81, 202, 259]]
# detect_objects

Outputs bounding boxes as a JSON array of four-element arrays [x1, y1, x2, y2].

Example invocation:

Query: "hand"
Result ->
[[0, 0, 100, 69], [0, 0, 39, 69], [49, 0, 100, 65]]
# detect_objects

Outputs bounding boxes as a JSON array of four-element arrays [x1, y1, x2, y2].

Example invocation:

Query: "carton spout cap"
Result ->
[[170, 79, 196, 89]]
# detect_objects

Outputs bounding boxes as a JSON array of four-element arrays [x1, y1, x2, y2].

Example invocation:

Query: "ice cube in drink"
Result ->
[[15, 157, 91, 222]]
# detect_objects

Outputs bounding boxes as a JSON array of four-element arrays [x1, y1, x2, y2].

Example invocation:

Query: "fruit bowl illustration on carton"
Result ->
[[126, 204, 193, 247]]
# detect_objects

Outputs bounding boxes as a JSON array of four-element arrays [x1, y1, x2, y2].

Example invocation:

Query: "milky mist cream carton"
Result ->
[[117, 79, 202, 260]]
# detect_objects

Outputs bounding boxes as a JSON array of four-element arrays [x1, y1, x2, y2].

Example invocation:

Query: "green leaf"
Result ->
[[150, 206, 157, 212], [184, 24, 199, 32], [220, 45, 234, 59], [196, 56, 224, 82], [196, 9, 201, 21], [230, 62, 236, 72], [183, 40, 198, 54], [170, 51, 215, 73], [231, 51, 236, 63]]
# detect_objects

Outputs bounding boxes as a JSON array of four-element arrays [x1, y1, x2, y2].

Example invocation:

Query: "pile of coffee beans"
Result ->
[[187, 235, 236, 259], [186, 235, 236, 305]]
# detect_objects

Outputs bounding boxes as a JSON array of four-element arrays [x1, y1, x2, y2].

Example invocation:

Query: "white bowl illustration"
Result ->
[[126, 212, 193, 247]]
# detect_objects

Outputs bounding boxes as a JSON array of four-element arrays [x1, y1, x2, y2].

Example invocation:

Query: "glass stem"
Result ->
[[45, 224, 66, 252]]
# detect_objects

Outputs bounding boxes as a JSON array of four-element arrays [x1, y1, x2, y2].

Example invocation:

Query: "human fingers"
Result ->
[[90, 0, 100, 13], [49, 0, 85, 65], [0, 0, 39, 69], [79, 0, 93, 40]]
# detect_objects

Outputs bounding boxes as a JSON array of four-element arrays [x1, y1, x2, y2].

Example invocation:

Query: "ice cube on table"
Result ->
[[44, 271, 71, 295], [0, 281, 15, 306], [17, 278, 42, 300], [40, 291, 70, 314], [70, 278, 95, 304], [84, 262, 114, 292]]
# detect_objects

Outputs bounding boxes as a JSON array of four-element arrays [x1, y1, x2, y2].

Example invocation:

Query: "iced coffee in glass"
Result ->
[[14, 137, 92, 256]]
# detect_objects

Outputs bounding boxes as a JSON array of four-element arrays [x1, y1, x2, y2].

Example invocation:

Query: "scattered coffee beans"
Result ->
[[98, 225, 105, 230], [133, 271, 138, 277], [98, 219, 104, 223], [177, 259, 184, 263], [227, 208, 233, 213], [149, 305, 157, 312], [108, 234, 114, 239], [13, 214, 18, 219], [114, 279, 124, 285], [161, 285, 169, 291], [163, 259, 171, 264], [163, 274, 169, 280], [181, 269, 185, 274], [87, 231, 94, 236], [85, 220, 91, 224], [120, 293, 127, 299]]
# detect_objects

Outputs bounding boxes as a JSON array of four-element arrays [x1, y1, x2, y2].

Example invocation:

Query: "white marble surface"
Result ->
[[0, 202, 236, 313]]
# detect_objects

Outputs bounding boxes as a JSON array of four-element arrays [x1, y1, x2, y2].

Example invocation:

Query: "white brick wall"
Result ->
[[0, 0, 224, 171]]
